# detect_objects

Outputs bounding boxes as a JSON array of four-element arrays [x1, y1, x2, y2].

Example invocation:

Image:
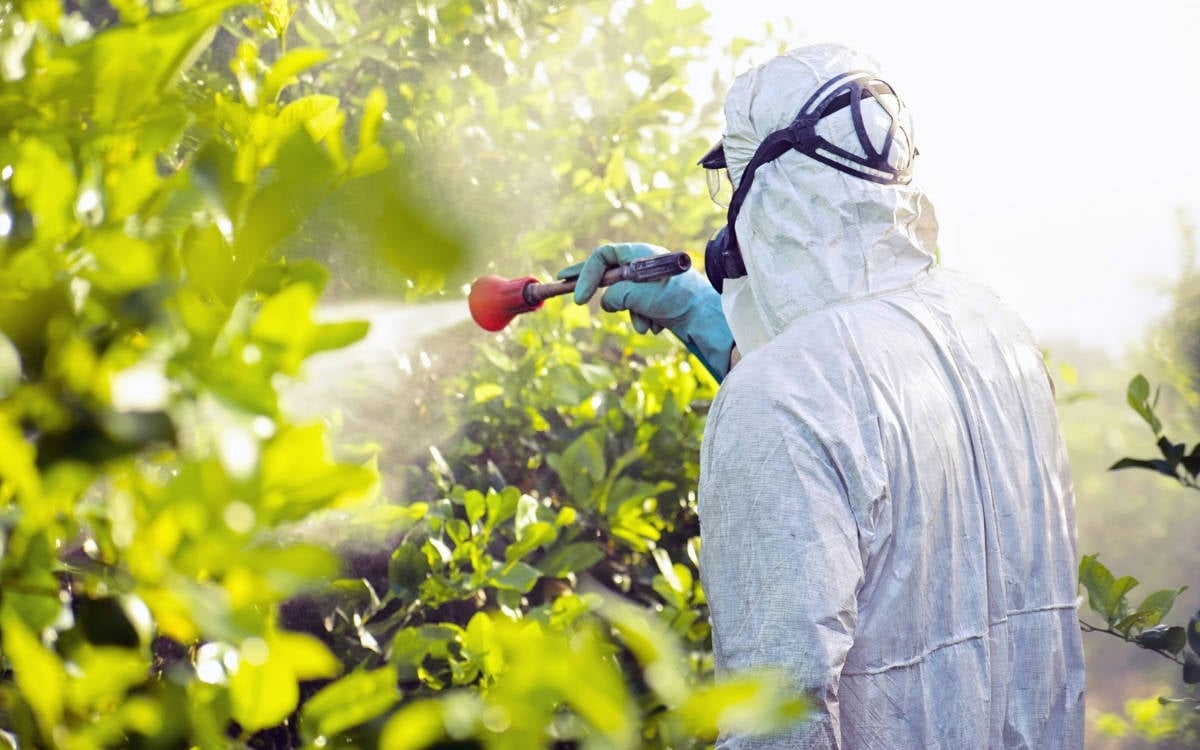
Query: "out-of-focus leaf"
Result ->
[[7, 534, 62, 631], [378, 700, 445, 750], [505, 521, 556, 562], [1184, 651, 1200, 685], [538, 541, 604, 578], [491, 561, 540, 593], [358, 87, 387, 149], [676, 675, 808, 740], [0, 608, 68, 737], [308, 320, 370, 355], [66, 646, 149, 712], [243, 544, 341, 597], [84, 231, 161, 294], [1108, 457, 1177, 477], [263, 48, 330, 104], [325, 164, 463, 285], [233, 130, 339, 275], [0, 333, 21, 398], [261, 424, 378, 517], [300, 666, 399, 743], [12, 137, 76, 241], [229, 646, 298, 732], [389, 543, 430, 598], [73, 595, 141, 648], [84, 2, 236, 126], [271, 630, 340, 680]]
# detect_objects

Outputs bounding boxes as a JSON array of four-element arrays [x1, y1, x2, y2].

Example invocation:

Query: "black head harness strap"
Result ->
[[702, 70, 915, 292]]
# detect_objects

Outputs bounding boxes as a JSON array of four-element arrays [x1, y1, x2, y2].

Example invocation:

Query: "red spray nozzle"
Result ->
[[468, 274, 543, 332], [468, 252, 692, 331]]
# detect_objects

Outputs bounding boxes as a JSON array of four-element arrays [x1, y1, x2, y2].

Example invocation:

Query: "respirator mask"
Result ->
[[700, 70, 915, 293]]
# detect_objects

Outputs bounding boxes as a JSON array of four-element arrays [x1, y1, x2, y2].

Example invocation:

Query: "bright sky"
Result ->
[[700, 0, 1200, 358]]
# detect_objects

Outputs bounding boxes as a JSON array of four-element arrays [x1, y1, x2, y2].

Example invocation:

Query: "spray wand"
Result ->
[[468, 252, 691, 331]]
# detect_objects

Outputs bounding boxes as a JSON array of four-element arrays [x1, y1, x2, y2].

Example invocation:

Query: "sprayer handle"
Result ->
[[523, 252, 692, 305]]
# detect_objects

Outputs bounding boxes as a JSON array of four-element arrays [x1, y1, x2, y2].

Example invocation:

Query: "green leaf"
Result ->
[[658, 89, 694, 113], [300, 666, 399, 743], [358, 87, 387, 149], [233, 130, 339, 271], [263, 48, 330, 104], [505, 521, 557, 563], [7, 533, 62, 631], [67, 646, 150, 712], [308, 320, 370, 355], [252, 282, 319, 347], [86, 3, 235, 125], [1104, 576, 1139, 628], [473, 382, 503, 403], [244, 544, 341, 597], [278, 94, 341, 136], [1132, 588, 1186, 630], [12, 137, 76, 241], [1108, 457, 1177, 477], [677, 675, 808, 740], [348, 143, 389, 178], [491, 561, 541, 593], [83, 231, 161, 293], [0, 607, 67, 737], [538, 542, 605, 578], [652, 547, 683, 594], [378, 701, 445, 750], [389, 543, 431, 598], [1127, 374, 1150, 404], [1079, 554, 1120, 623], [485, 487, 520, 527], [270, 631, 341, 680], [514, 492, 540, 539], [463, 489, 486, 526], [1125, 374, 1163, 434], [229, 646, 299, 732]]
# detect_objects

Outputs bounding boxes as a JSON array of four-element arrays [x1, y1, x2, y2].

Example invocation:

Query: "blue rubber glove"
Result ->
[[558, 243, 735, 381]]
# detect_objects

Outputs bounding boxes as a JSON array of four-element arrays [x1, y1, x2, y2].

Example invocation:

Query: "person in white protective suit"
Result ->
[[567, 43, 1086, 748]]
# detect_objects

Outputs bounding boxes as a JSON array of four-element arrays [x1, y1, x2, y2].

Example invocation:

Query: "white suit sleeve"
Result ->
[[699, 395, 868, 748]]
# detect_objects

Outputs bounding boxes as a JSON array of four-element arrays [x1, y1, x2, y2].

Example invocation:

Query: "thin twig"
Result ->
[[1079, 619, 1186, 666]]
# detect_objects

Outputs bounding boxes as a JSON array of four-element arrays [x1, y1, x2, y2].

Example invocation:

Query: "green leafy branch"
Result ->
[[1077, 374, 1200, 716], [1110, 374, 1200, 489]]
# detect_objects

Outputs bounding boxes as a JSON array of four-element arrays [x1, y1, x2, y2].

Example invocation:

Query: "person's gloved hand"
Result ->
[[557, 243, 735, 381]]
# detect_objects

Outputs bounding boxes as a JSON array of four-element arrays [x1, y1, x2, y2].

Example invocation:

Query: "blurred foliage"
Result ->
[[0, 0, 803, 747], [1148, 213, 1200, 421], [1078, 374, 1200, 745]]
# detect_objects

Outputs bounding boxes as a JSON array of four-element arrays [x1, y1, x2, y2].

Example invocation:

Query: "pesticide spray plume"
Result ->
[[468, 252, 692, 331]]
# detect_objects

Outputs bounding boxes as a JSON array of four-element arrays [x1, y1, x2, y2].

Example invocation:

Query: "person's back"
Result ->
[[700, 265, 1085, 747], [693, 43, 1086, 748]]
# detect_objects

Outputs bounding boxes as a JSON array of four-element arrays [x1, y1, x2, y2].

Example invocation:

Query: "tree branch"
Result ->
[[1079, 619, 1186, 666]]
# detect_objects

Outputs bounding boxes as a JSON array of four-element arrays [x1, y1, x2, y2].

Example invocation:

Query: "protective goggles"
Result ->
[[701, 70, 915, 293]]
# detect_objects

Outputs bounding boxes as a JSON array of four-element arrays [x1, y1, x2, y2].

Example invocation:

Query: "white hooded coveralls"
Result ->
[[697, 45, 1086, 748]]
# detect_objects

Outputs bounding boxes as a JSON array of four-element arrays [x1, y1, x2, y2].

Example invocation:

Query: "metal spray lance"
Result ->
[[468, 252, 692, 331]]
